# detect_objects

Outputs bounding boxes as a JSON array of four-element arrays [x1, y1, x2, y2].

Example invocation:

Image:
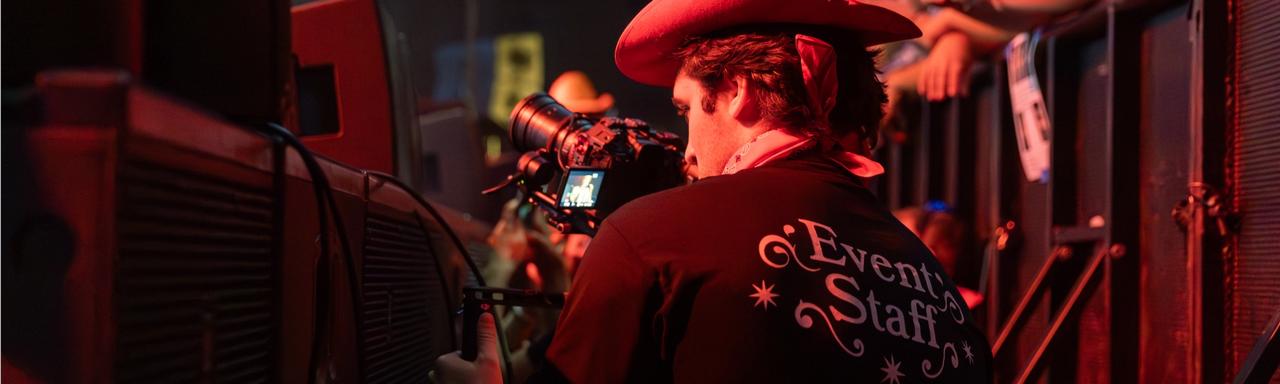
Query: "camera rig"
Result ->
[[484, 93, 687, 236]]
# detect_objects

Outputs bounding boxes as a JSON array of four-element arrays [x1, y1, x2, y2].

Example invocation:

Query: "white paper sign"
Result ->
[[1005, 32, 1051, 183]]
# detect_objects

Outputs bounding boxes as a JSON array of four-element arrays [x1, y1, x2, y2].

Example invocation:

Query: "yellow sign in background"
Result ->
[[489, 33, 544, 126]]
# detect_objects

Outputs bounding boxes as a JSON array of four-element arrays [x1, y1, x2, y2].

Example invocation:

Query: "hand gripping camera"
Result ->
[[484, 93, 688, 235]]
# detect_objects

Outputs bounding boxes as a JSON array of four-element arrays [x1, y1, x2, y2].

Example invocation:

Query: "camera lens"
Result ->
[[508, 93, 592, 153]]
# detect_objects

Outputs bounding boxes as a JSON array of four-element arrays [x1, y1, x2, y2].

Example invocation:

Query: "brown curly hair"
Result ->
[[674, 28, 885, 151]]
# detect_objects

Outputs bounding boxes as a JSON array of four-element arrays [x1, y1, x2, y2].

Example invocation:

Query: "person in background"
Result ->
[[479, 199, 566, 381], [894, 201, 985, 309], [872, 0, 1099, 104], [485, 200, 561, 291], [926, 0, 1098, 13], [563, 174, 597, 208], [548, 70, 616, 119], [464, 70, 619, 383], [489, 69, 618, 290]]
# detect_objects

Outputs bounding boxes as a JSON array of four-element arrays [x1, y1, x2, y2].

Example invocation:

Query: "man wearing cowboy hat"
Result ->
[[438, 0, 991, 382], [548, 70, 617, 118]]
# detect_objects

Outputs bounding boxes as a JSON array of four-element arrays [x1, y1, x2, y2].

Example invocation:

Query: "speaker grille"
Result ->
[[115, 160, 277, 383], [1232, 0, 1280, 378], [360, 211, 449, 384]]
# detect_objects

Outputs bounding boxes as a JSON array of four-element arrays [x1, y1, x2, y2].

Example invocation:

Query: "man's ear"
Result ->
[[727, 76, 760, 123]]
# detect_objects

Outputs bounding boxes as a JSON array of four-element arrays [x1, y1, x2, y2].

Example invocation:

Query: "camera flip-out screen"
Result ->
[[559, 169, 605, 209]]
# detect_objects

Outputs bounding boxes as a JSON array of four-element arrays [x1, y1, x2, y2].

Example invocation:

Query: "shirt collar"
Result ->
[[721, 129, 884, 178]]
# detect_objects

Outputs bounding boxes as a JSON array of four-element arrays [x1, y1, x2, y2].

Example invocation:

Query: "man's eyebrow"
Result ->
[[671, 98, 687, 107]]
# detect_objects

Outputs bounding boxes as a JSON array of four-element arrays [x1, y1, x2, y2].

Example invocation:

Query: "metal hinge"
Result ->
[[1172, 182, 1241, 236]]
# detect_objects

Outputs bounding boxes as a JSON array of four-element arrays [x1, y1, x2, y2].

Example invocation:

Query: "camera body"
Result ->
[[497, 93, 687, 235]]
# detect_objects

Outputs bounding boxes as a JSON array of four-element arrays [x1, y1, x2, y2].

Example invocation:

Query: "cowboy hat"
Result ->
[[615, 0, 921, 87], [548, 70, 615, 114]]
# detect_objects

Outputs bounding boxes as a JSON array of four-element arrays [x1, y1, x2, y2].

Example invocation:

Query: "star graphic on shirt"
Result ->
[[962, 341, 975, 364], [749, 280, 780, 310], [880, 355, 905, 384]]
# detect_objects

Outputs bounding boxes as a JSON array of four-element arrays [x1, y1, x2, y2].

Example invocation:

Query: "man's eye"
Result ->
[[675, 106, 689, 118]]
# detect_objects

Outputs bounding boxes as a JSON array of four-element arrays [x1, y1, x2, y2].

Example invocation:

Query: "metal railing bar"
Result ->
[[1232, 307, 1280, 384], [993, 246, 1072, 356], [1012, 247, 1109, 384]]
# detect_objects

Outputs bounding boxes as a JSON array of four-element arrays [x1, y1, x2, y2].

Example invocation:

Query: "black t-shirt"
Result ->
[[543, 150, 992, 383]]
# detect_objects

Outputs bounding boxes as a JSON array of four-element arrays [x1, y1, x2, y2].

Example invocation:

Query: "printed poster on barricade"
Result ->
[[1005, 31, 1051, 183]]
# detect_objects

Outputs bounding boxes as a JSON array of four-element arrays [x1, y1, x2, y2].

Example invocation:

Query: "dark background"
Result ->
[[374, 0, 686, 137]]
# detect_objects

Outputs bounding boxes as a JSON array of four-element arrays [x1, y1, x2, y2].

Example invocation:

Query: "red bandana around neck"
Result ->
[[721, 129, 884, 178], [720, 34, 883, 178]]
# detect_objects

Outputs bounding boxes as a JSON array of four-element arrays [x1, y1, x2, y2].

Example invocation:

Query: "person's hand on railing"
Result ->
[[917, 31, 974, 101], [917, 0, 982, 11], [881, 61, 922, 128], [919, 7, 1021, 49], [919, 0, 1096, 13]]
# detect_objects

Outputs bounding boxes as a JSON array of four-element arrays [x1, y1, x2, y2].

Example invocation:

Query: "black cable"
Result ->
[[259, 123, 508, 380], [258, 130, 331, 384], [366, 171, 517, 380], [260, 123, 363, 384], [367, 170, 486, 287]]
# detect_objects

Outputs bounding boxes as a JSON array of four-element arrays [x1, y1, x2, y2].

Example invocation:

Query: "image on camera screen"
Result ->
[[559, 169, 605, 209]]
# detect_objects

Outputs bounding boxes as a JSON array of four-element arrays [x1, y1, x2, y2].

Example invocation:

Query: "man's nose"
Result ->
[[682, 148, 700, 180]]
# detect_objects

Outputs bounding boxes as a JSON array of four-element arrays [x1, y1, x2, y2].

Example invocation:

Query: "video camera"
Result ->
[[485, 93, 688, 235]]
